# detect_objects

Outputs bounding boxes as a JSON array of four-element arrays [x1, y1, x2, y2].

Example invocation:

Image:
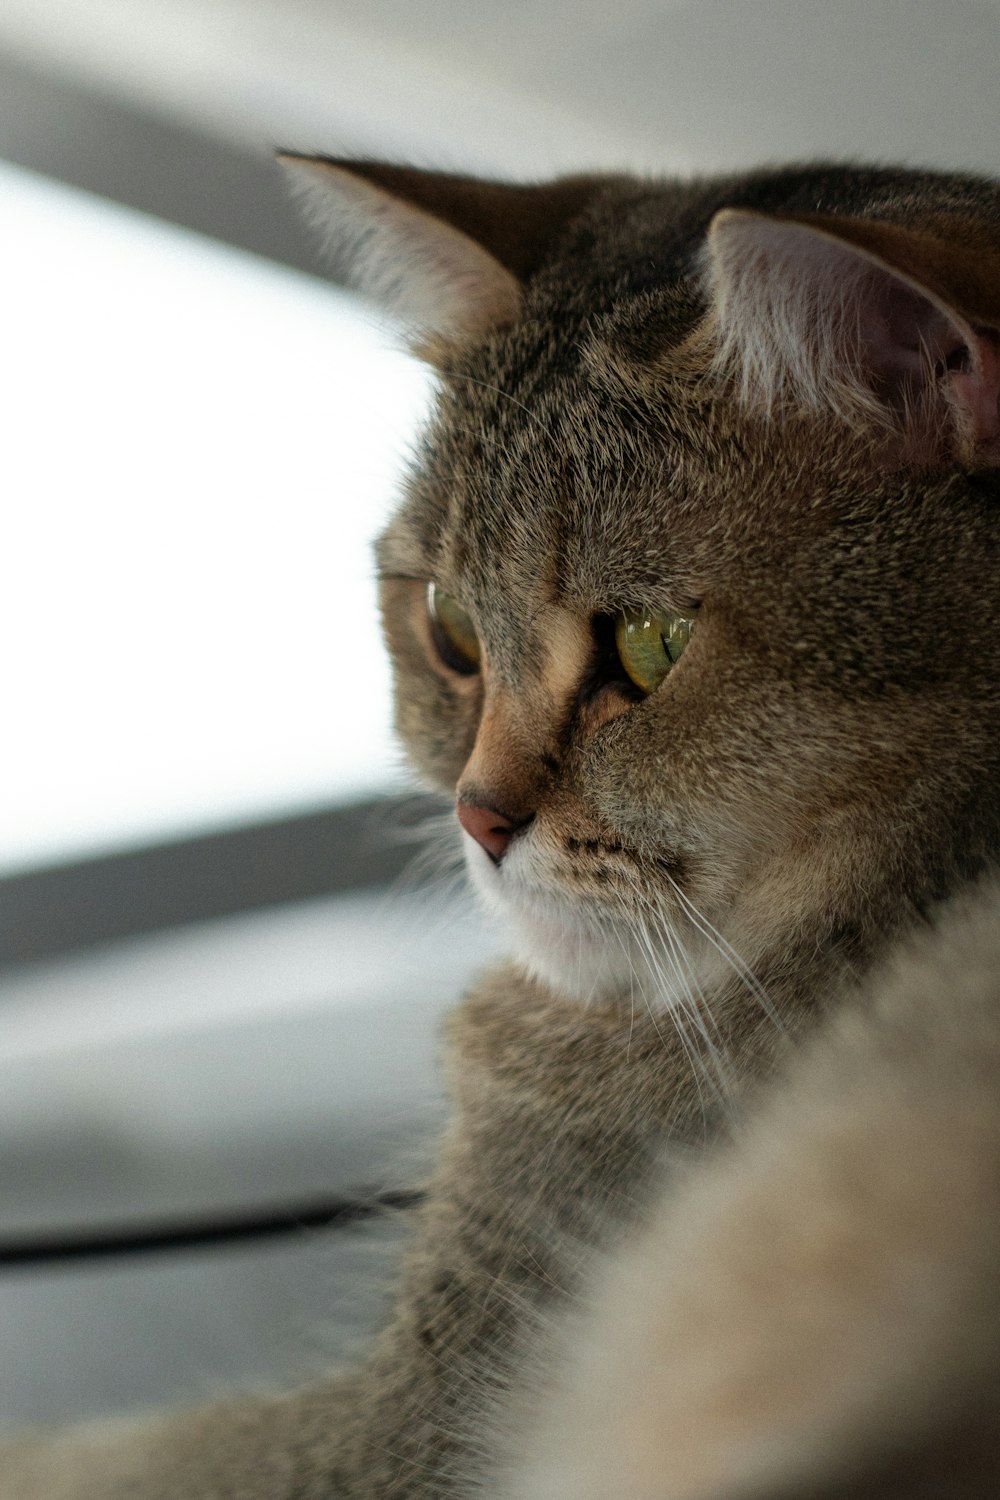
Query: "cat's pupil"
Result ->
[[615, 608, 695, 694]]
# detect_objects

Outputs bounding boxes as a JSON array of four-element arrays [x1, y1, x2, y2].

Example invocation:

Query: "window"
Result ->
[[1, 159, 432, 875]]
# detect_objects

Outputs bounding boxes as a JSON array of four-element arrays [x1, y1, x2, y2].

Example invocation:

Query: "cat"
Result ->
[[4, 154, 1000, 1498]]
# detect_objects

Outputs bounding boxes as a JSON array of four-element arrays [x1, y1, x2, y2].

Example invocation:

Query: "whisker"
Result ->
[[635, 904, 735, 1110], [662, 871, 786, 1037], [387, 810, 467, 900], [618, 898, 717, 1116], [604, 863, 738, 1109]]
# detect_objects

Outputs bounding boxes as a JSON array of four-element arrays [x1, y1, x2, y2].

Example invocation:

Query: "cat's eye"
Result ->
[[426, 583, 481, 675], [614, 607, 696, 694]]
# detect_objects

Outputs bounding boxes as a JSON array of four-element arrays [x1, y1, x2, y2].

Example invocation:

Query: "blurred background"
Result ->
[[3, 0, 1000, 1428]]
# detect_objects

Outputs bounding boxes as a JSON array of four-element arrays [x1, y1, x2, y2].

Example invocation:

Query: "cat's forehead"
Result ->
[[389, 314, 727, 625]]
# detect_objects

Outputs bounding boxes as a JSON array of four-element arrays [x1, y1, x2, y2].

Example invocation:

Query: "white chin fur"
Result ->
[[463, 838, 656, 1004], [506, 904, 638, 1002]]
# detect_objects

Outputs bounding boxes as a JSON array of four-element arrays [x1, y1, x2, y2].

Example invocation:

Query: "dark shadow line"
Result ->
[[0, 1189, 425, 1267]]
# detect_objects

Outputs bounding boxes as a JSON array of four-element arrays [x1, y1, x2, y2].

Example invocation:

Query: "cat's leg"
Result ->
[[481, 884, 1000, 1500], [0, 960, 727, 1500]]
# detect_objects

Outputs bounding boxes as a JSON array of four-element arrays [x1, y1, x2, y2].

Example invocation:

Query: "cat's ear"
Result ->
[[278, 154, 593, 359], [704, 208, 1000, 465]]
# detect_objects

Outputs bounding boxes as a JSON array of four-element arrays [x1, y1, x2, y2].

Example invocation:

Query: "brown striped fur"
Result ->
[[4, 159, 1000, 1498]]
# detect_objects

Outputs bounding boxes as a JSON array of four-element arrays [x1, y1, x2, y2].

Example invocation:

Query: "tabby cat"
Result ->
[[5, 156, 1000, 1498]]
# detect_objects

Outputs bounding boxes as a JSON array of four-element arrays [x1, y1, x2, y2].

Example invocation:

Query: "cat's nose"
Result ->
[[456, 799, 533, 865]]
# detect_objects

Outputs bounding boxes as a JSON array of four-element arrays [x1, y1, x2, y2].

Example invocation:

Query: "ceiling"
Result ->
[[1, 0, 999, 182]]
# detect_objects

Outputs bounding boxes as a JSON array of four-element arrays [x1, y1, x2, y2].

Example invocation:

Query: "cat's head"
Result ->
[[284, 157, 1000, 1006]]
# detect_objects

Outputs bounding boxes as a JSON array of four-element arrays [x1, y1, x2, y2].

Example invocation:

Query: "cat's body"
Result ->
[[5, 159, 1000, 1497]]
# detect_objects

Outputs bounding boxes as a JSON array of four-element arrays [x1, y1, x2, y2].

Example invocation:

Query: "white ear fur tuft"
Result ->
[[704, 208, 1000, 464], [705, 211, 888, 427], [279, 156, 523, 349]]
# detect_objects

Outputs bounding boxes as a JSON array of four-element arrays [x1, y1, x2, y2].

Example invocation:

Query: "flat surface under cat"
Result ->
[[6, 158, 1000, 1497]]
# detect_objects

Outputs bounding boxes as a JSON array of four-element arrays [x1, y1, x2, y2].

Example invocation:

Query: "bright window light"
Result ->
[[0, 162, 432, 875]]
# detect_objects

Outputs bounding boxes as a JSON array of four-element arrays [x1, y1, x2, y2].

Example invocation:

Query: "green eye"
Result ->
[[427, 583, 481, 675], [614, 607, 696, 695]]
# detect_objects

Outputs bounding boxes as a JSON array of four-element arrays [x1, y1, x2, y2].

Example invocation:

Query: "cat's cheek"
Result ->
[[388, 645, 483, 789], [380, 575, 483, 789]]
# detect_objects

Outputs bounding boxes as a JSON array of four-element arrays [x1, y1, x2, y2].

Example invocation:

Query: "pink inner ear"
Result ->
[[952, 336, 1000, 446], [875, 287, 960, 379], [863, 274, 1000, 448], [707, 208, 1000, 464]]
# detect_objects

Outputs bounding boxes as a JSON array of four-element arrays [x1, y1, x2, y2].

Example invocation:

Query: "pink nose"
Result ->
[[456, 800, 531, 865]]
